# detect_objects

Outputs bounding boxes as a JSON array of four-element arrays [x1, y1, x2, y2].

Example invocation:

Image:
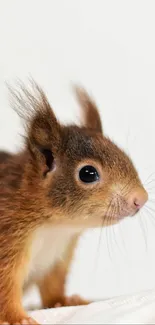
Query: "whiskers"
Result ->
[[105, 203, 116, 262], [143, 172, 155, 194], [143, 204, 155, 226], [138, 209, 148, 251], [93, 171, 155, 293], [94, 177, 155, 272], [94, 196, 126, 272], [137, 174, 155, 250]]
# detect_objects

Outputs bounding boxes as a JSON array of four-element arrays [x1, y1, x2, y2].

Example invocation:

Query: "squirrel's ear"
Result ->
[[8, 80, 62, 175], [74, 86, 103, 133]]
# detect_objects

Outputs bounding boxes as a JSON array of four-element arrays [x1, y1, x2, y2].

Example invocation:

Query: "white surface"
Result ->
[[0, 0, 155, 301], [29, 289, 155, 324]]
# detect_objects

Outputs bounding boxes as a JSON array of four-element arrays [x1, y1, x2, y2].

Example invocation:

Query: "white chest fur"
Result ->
[[27, 225, 80, 282]]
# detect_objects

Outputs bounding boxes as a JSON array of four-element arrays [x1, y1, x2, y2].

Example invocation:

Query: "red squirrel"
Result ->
[[0, 81, 148, 324]]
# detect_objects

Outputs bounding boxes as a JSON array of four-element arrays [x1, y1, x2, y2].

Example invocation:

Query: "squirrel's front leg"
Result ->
[[0, 237, 38, 324], [38, 234, 91, 309]]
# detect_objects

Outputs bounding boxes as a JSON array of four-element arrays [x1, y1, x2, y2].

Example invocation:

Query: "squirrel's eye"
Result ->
[[79, 165, 100, 183]]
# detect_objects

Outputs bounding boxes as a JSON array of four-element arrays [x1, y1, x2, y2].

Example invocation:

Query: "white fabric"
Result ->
[[29, 289, 155, 324]]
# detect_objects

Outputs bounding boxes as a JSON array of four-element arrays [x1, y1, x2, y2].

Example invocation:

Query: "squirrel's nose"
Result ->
[[127, 188, 148, 210]]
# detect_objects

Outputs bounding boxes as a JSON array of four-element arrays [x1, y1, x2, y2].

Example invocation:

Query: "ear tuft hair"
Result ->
[[73, 85, 103, 133], [7, 79, 61, 151], [7, 79, 62, 175]]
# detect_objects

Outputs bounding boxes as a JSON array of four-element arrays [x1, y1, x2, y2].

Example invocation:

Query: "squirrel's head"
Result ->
[[10, 81, 148, 228]]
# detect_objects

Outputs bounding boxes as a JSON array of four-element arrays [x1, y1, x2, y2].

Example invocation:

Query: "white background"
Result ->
[[0, 0, 155, 303]]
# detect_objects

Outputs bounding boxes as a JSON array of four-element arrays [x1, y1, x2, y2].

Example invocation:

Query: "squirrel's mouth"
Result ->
[[103, 205, 140, 222]]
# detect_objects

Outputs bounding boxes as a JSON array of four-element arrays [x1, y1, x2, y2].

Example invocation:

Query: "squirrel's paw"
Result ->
[[54, 295, 91, 308]]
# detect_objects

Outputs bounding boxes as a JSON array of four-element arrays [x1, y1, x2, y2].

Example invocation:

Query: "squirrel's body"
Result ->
[[0, 82, 148, 324]]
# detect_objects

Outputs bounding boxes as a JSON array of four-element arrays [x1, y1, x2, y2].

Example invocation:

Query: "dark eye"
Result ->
[[79, 165, 100, 183]]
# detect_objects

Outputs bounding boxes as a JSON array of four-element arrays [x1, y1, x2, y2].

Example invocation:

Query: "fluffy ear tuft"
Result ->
[[8, 79, 61, 174], [74, 85, 103, 133]]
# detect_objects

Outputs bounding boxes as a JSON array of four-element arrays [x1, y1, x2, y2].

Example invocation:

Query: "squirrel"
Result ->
[[0, 81, 148, 324]]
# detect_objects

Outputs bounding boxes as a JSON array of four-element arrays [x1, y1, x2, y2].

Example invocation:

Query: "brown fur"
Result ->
[[0, 81, 147, 324]]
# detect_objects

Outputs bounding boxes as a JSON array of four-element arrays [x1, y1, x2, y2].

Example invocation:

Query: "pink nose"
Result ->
[[127, 188, 148, 210]]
